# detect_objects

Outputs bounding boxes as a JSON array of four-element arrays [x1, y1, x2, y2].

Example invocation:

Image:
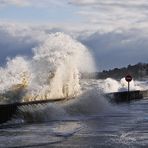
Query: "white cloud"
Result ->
[[1, 1, 148, 70], [0, 23, 48, 65], [70, 0, 148, 32], [0, 0, 67, 7], [0, 22, 85, 64], [2, 0, 148, 33], [70, 0, 98, 5], [0, 0, 30, 7], [0, 23, 148, 71], [71, 0, 148, 6], [79, 29, 148, 70]]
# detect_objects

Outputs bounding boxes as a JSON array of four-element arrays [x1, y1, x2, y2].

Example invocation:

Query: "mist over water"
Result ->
[[16, 88, 110, 123]]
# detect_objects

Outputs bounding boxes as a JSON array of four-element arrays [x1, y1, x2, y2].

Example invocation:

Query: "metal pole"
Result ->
[[128, 82, 130, 100], [128, 82, 130, 92]]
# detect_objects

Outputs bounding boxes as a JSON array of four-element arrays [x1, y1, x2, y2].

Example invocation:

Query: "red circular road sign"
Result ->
[[125, 74, 132, 82]]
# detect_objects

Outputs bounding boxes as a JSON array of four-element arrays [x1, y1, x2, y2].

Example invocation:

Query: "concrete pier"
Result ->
[[105, 90, 148, 103]]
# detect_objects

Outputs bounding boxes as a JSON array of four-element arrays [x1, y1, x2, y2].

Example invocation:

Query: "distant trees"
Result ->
[[97, 63, 148, 80], [81, 63, 148, 80]]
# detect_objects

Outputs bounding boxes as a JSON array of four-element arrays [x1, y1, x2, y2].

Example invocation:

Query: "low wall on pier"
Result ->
[[0, 98, 65, 124], [105, 90, 148, 103]]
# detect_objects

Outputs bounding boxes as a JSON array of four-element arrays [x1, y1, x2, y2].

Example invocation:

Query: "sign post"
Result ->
[[125, 74, 132, 100], [128, 81, 130, 92]]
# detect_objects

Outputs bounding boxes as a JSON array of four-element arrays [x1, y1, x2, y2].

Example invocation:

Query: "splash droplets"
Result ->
[[0, 32, 95, 102]]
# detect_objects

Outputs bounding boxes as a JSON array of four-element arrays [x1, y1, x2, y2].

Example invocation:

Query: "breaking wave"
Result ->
[[0, 32, 95, 103]]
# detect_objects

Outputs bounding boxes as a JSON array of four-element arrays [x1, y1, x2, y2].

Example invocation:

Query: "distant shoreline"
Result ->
[[81, 63, 148, 80]]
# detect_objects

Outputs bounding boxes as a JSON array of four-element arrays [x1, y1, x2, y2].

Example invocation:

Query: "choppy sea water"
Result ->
[[0, 79, 148, 148]]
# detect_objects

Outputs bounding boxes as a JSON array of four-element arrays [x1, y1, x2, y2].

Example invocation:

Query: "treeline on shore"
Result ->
[[81, 63, 148, 80]]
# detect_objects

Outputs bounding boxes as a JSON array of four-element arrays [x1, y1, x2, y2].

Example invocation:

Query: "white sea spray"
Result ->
[[0, 32, 95, 102]]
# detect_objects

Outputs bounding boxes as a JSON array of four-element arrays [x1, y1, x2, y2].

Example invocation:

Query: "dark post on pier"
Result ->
[[125, 74, 132, 100]]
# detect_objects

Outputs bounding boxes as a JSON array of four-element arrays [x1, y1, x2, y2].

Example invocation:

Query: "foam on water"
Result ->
[[99, 77, 147, 93]]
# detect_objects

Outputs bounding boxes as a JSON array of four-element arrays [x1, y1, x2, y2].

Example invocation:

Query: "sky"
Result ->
[[0, 0, 148, 71]]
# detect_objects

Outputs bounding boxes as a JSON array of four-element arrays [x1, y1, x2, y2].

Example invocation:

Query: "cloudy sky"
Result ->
[[0, 0, 148, 71]]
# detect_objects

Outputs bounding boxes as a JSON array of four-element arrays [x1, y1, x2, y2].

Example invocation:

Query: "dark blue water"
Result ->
[[1, 98, 148, 148]]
